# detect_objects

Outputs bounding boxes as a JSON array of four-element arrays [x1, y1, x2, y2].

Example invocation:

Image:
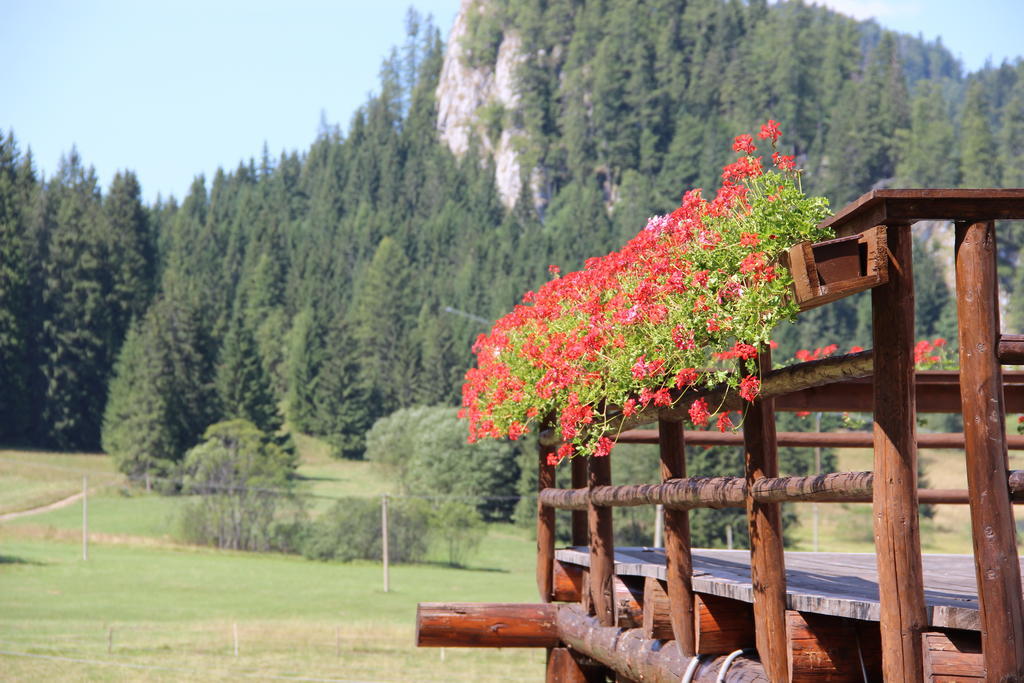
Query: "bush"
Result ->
[[302, 496, 430, 563], [431, 502, 484, 567], [175, 419, 302, 551]]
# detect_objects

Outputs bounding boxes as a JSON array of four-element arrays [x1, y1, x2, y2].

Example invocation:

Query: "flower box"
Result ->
[[784, 225, 889, 311]]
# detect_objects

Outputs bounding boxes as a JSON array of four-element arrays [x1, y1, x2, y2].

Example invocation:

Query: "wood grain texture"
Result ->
[[556, 547, 1024, 633], [871, 224, 927, 682], [695, 592, 755, 655], [538, 436, 557, 603], [955, 219, 1024, 679], [819, 188, 1024, 237], [588, 454, 615, 627], [922, 631, 984, 681], [416, 603, 559, 647], [571, 456, 588, 546], [555, 604, 767, 683], [614, 576, 643, 629], [552, 560, 584, 602], [658, 416, 695, 656], [785, 226, 889, 312], [786, 610, 881, 682], [545, 647, 601, 683], [642, 577, 673, 640], [617, 428, 1024, 450], [744, 348, 790, 682]]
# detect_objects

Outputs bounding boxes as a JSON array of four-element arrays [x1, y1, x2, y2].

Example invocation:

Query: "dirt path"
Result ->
[[0, 491, 86, 522]]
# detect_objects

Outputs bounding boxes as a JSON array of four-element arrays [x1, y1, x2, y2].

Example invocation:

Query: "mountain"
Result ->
[[1, 0, 1022, 471]]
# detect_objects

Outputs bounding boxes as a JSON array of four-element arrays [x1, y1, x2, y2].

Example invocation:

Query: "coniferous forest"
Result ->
[[2, 0, 1024, 515]]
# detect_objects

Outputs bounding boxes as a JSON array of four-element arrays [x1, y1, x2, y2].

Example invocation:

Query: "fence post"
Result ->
[[588, 452, 614, 627], [82, 475, 88, 561], [871, 224, 926, 681], [658, 417, 695, 656], [955, 219, 1024, 678], [382, 494, 390, 593], [537, 423, 556, 602]]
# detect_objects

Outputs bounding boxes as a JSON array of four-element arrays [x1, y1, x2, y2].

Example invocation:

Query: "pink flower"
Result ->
[[595, 437, 614, 457]]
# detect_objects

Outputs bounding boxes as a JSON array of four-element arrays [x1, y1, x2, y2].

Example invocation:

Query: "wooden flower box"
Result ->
[[784, 225, 889, 311]]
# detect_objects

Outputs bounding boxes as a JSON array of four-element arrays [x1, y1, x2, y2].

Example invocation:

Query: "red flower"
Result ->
[[732, 134, 757, 155], [622, 398, 638, 416], [595, 437, 614, 457], [716, 412, 733, 432], [508, 421, 526, 440], [548, 264, 561, 277], [740, 232, 759, 247], [758, 119, 782, 143], [652, 388, 672, 407], [771, 151, 795, 171], [675, 368, 698, 389], [739, 374, 760, 402], [848, 345, 864, 353], [688, 398, 711, 427]]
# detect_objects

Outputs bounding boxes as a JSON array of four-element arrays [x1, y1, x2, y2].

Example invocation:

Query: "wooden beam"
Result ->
[[955, 219, 1024, 679], [588, 453, 615, 627], [871, 224, 927, 681], [617, 429, 1024, 450], [546, 647, 605, 683], [786, 610, 881, 682], [921, 631, 984, 681], [614, 576, 643, 629], [743, 348, 789, 682], [538, 432, 557, 603], [998, 334, 1024, 365], [539, 476, 746, 511], [571, 456, 588, 545], [556, 604, 767, 683], [658, 416, 695, 657], [642, 577, 673, 641], [552, 560, 584, 603], [750, 471, 873, 503], [819, 188, 1024, 237], [694, 593, 755, 656], [416, 603, 559, 647]]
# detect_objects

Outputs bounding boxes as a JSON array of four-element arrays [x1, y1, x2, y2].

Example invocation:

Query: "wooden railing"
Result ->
[[533, 189, 1024, 681]]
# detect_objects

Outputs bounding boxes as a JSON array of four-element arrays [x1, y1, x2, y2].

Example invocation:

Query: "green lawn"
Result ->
[[0, 449, 118, 516], [0, 527, 544, 681]]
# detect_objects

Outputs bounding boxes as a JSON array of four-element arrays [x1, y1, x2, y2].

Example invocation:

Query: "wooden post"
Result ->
[[742, 348, 788, 681], [588, 453, 615, 626], [642, 577, 673, 640], [658, 417, 695, 656], [82, 475, 88, 561], [871, 224, 927, 681], [538, 430, 557, 603], [381, 494, 390, 593], [571, 456, 588, 546], [955, 219, 1024, 678]]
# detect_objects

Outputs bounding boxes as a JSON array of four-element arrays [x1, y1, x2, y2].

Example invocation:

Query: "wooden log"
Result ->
[[617, 429, 1024, 450], [694, 592, 755, 656], [571, 456, 588, 545], [416, 603, 559, 647], [819, 188, 1024, 238], [588, 454, 615, 627], [539, 477, 747, 511], [539, 350, 875, 446], [743, 348, 789, 682], [552, 560, 584, 603], [642, 578, 673, 641], [750, 471, 873, 503], [615, 576, 643, 629], [546, 647, 606, 683], [871, 223, 927, 681], [538, 433, 557, 603], [999, 334, 1024, 365], [658, 416, 695, 656], [955, 219, 1024, 679], [556, 604, 767, 683], [580, 568, 593, 616], [921, 631, 984, 681], [786, 610, 882, 682]]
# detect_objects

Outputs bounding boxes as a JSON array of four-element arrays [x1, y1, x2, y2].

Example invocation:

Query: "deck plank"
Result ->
[[554, 547, 1002, 631]]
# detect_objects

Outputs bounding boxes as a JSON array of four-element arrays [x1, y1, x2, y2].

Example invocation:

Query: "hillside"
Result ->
[[0, 0, 1022, 492]]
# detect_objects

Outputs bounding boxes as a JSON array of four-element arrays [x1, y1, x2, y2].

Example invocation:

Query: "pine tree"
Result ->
[[216, 314, 282, 434], [960, 81, 1002, 187]]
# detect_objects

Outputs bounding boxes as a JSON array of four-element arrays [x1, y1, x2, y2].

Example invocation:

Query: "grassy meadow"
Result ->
[[3, 431, 1022, 680], [0, 443, 544, 681]]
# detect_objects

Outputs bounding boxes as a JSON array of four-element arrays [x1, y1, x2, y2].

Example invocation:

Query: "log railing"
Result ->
[[533, 190, 1024, 682]]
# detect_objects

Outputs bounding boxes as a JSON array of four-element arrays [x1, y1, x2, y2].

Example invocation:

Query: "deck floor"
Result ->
[[554, 547, 1010, 631]]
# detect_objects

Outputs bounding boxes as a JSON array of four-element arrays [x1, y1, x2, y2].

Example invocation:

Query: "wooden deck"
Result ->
[[555, 547, 999, 632]]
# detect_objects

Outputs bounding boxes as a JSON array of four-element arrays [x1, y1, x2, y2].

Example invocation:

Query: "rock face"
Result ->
[[436, 0, 538, 211]]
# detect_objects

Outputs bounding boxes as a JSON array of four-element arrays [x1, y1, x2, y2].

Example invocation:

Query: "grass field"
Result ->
[[0, 443, 545, 681], [4, 432, 1023, 680]]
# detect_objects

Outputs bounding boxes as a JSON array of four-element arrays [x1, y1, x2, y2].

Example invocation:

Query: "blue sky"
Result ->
[[2, 0, 1021, 203]]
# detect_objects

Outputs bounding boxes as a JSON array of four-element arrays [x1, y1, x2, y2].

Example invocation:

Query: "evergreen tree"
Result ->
[[960, 81, 1002, 187], [216, 314, 282, 434]]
